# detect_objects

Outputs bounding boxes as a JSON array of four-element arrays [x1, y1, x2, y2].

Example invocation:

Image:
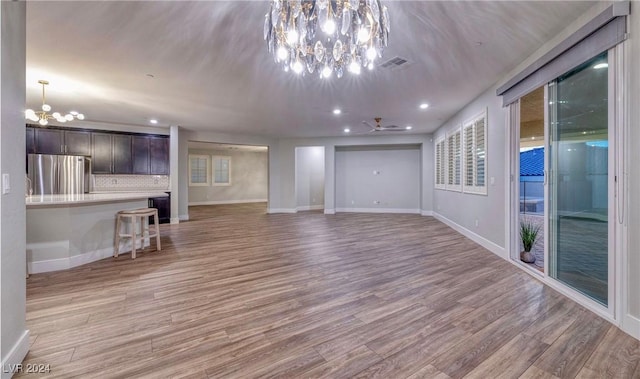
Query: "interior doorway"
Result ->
[[295, 146, 325, 212], [187, 141, 269, 220]]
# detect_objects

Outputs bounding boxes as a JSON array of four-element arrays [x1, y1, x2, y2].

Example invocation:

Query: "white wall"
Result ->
[[188, 148, 268, 204], [432, 1, 640, 340], [295, 146, 324, 210], [270, 134, 433, 214], [1, 2, 29, 375], [335, 146, 421, 212], [433, 91, 507, 255]]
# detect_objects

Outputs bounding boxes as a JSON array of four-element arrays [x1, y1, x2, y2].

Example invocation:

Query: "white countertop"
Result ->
[[26, 191, 169, 207]]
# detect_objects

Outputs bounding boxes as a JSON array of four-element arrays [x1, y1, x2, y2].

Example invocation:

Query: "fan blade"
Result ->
[[382, 125, 401, 129], [362, 120, 375, 130]]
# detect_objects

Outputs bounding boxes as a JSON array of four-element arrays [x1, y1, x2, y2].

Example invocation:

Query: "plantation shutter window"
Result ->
[[434, 137, 446, 189], [446, 129, 462, 191], [462, 110, 488, 195]]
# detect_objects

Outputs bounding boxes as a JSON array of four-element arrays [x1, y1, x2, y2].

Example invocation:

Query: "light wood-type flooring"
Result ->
[[19, 204, 640, 378]]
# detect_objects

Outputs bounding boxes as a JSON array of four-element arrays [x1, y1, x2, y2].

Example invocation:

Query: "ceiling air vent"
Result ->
[[379, 56, 411, 70]]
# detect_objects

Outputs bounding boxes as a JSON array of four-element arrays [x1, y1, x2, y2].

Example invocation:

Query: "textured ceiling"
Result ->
[[26, 1, 598, 138]]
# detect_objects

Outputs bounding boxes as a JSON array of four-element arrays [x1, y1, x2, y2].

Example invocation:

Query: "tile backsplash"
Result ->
[[93, 175, 170, 192]]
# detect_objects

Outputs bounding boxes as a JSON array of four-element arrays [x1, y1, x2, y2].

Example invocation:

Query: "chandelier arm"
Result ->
[[41, 82, 46, 107]]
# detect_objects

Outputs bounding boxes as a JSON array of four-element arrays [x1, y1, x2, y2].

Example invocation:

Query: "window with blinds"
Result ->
[[446, 129, 462, 191], [213, 156, 231, 186], [462, 110, 488, 194], [189, 155, 210, 186], [434, 137, 446, 189]]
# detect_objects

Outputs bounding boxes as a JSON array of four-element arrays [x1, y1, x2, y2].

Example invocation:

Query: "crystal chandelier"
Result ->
[[25, 80, 85, 126], [264, 0, 390, 78]]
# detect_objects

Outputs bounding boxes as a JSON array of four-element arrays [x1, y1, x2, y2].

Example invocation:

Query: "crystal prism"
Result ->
[[318, 6, 328, 31], [264, 14, 270, 40], [271, 5, 280, 27], [382, 5, 390, 32], [333, 40, 343, 61], [370, 0, 380, 22], [341, 8, 351, 35], [314, 40, 325, 62]]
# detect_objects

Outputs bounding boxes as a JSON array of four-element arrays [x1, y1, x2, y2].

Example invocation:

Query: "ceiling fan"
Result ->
[[362, 117, 405, 132]]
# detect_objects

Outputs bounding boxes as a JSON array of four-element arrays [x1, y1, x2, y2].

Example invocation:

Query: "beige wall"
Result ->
[[188, 148, 268, 204]]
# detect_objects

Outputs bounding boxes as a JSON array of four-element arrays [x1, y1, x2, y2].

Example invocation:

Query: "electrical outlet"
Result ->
[[373, 200, 381, 205]]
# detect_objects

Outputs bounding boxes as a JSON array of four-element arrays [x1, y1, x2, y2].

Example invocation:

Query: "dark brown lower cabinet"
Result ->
[[149, 195, 170, 224]]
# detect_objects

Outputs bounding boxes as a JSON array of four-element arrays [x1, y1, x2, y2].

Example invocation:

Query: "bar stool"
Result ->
[[114, 208, 161, 259]]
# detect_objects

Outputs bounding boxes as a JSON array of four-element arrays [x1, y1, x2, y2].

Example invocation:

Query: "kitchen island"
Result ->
[[26, 192, 169, 274]]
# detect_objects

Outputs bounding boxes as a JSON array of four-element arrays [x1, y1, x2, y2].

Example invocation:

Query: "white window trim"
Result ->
[[212, 155, 232, 186], [434, 136, 446, 190], [189, 154, 210, 187], [462, 109, 488, 195], [445, 127, 462, 192]]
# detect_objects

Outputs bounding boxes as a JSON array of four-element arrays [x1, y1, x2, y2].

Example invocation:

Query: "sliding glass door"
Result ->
[[548, 52, 610, 305]]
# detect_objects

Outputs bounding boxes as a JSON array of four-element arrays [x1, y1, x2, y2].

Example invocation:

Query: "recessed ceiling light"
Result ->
[[419, 103, 429, 109], [405, 126, 413, 130], [344, 128, 350, 133], [593, 63, 608, 69], [333, 109, 342, 115], [149, 119, 158, 124]]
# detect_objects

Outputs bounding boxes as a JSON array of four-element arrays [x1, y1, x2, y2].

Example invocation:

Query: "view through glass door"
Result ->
[[548, 52, 610, 306], [518, 88, 545, 273]]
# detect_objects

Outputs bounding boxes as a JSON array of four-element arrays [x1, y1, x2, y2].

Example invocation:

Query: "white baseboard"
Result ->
[[324, 209, 335, 215], [432, 212, 506, 259], [188, 199, 267, 206], [178, 214, 189, 221], [28, 240, 147, 274], [622, 314, 640, 341], [421, 210, 433, 216], [1, 330, 30, 379], [335, 208, 421, 214], [267, 208, 297, 214], [296, 205, 324, 211], [170, 217, 180, 224]]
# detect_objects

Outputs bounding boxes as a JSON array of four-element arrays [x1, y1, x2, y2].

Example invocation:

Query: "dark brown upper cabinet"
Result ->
[[31, 127, 90, 155], [149, 137, 169, 175]]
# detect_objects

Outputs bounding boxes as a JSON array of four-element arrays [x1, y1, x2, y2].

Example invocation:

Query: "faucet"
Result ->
[[25, 175, 32, 197]]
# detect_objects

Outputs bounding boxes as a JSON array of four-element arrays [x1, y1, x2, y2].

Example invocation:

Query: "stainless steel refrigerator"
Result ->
[[27, 154, 91, 195]]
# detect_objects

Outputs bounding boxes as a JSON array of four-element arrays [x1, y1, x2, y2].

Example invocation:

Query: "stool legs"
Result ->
[[115, 209, 161, 260], [131, 215, 138, 259], [114, 215, 122, 258], [154, 209, 161, 251]]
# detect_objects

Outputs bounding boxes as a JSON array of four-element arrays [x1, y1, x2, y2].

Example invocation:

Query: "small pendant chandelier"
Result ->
[[25, 80, 85, 126], [264, 0, 390, 78]]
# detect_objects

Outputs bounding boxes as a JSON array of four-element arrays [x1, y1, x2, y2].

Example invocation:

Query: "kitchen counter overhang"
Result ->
[[26, 192, 169, 273], [26, 191, 169, 207]]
